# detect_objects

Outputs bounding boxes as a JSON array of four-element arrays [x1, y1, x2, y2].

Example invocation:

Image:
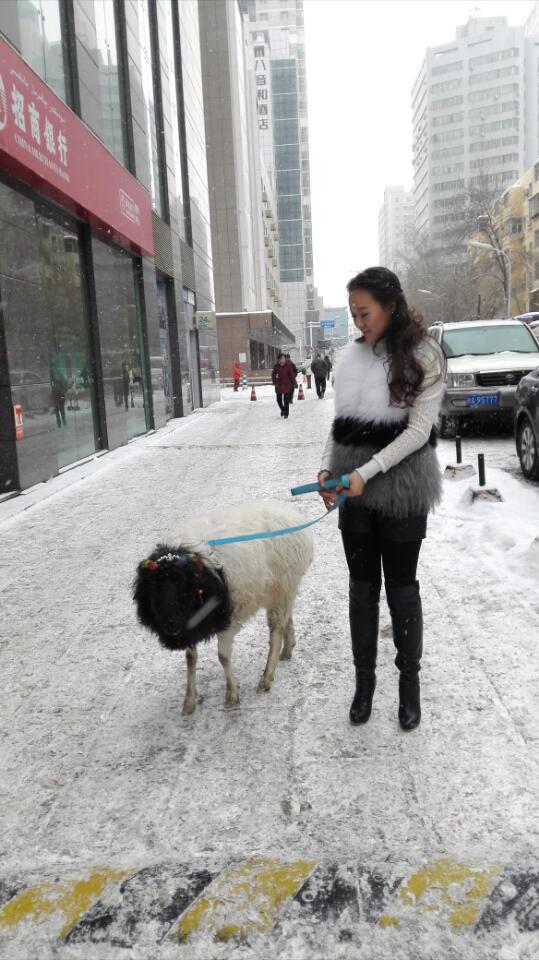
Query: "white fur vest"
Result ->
[[330, 339, 442, 520]]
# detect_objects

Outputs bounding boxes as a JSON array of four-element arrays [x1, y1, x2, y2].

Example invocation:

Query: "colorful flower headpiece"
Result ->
[[140, 552, 203, 573]]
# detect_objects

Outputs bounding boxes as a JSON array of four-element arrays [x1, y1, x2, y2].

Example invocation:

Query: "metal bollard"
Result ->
[[478, 453, 486, 487], [455, 436, 462, 465]]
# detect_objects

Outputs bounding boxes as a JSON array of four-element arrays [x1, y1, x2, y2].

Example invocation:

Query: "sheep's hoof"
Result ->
[[280, 648, 293, 661], [182, 699, 196, 715], [225, 689, 239, 707], [258, 676, 272, 692]]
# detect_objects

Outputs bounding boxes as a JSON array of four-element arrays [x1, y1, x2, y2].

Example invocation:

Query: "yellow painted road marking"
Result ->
[[175, 857, 316, 942], [0, 868, 133, 939], [396, 859, 501, 929]]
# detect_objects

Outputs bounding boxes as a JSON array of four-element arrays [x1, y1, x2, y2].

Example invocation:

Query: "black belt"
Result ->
[[332, 416, 437, 448]]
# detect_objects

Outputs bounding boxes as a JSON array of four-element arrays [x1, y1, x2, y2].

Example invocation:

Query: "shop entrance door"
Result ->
[[36, 213, 97, 468]]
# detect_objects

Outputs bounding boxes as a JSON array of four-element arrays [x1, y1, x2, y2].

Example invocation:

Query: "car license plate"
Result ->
[[465, 393, 499, 407]]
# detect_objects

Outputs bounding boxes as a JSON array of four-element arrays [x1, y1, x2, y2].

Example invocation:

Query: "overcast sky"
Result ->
[[303, 0, 536, 306]]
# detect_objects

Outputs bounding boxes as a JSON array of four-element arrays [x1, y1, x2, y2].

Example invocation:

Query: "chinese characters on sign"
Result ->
[[7, 75, 70, 182], [254, 43, 270, 131]]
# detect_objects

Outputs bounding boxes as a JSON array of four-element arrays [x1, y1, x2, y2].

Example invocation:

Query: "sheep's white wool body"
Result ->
[[333, 339, 406, 424], [167, 500, 314, 624], [163, 501, 314, 712]]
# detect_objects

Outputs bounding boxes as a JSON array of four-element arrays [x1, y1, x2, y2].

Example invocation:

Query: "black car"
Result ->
[[515, 366, 539, 480]]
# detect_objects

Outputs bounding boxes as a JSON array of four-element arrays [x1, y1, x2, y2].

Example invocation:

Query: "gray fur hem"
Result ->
[[330, 440, 442, 519]]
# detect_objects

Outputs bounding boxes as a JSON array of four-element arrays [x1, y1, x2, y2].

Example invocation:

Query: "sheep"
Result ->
[[133, 501, 314, 714]]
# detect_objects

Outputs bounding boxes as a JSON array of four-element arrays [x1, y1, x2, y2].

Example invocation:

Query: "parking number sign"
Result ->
[[13, 404, 24, 440]]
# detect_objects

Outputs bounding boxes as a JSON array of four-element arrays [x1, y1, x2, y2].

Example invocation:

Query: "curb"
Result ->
[[1, 857, 539, 951]]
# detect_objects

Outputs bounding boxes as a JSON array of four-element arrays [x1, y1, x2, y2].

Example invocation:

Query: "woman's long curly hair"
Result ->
[[347, 266, 432, 408]]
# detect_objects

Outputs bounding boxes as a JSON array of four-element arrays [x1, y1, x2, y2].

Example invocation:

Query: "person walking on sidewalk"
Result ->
[[285, 353, 298, 404], [324, 355, 332, 382], [311, 354, 328, 398], [318, 267, 446, 731], [233, 361, 241, 392], [272, 352, 296, 419]]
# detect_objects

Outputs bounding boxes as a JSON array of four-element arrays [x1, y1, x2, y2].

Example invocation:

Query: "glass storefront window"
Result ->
[[156, 276, 174, 419], [18, 0, 67, 103], [93, 0, 128, 165], [36, 212, 97, 468], [92, 237, 150, 442]]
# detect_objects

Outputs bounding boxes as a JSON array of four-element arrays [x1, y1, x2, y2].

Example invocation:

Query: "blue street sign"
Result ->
[[320, 320, 336, 329]]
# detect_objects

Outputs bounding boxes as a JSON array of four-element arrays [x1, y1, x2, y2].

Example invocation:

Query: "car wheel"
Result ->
[[439, 415, 457, 439], [517, 418, 539, 480]]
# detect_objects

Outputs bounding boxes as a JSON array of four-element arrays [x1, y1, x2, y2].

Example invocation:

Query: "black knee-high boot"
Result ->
[[386, 581, 423, 731], [349, 578, 380, 725]]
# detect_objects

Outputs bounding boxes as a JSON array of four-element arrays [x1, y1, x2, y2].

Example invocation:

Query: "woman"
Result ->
[[272, 352, 296, 419], [318, 267, 446, 731]]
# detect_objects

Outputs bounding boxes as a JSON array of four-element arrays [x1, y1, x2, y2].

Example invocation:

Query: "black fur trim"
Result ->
[[133, 543, 232, 651], [332, 416, 437, 449]]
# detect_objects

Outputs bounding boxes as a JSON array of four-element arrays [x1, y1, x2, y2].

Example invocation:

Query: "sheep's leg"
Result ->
[[280, 615, 296, 660], [182, 646, 198, 715], [218, 628, 240, 707], [258, 610, 286, 692]]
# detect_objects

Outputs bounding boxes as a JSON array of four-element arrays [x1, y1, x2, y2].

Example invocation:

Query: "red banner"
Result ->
[[0, 36, 154, 256], [13, 405, 24, 440]]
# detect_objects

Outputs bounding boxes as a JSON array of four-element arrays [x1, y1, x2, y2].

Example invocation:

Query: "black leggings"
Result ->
[[341, 531, 422, 589]]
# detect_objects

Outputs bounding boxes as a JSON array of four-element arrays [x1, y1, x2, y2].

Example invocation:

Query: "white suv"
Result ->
[[428, 319, 539, 437]]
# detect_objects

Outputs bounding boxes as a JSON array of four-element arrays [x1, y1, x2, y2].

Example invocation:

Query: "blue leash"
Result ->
[[205, 475, 350, 547]]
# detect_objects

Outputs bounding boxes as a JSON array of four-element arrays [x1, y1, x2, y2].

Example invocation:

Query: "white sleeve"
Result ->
[[319, 429, 334, 473]]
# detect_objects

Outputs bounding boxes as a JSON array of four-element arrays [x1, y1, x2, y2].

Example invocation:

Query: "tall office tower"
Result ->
[[412, 15, 539, 247], [198, 0, 282, 316], [241, 0, 315, 357], [378, 186, 415, 274]]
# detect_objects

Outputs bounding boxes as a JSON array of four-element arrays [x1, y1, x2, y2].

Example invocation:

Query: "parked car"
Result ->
[[10, 369, 52, 415], [515, 366, 539, 480], [530, 320, 539, 335], [513, 312, 539, 326], [428, 319, 539, 437]]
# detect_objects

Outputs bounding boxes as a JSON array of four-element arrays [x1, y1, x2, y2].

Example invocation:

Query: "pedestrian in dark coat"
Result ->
[[272, 353, 296, 418], [318, 267, 446, 732], [311, 354, 328, 398], [285, 353, 298, 403], [324, 355, 332, 381]]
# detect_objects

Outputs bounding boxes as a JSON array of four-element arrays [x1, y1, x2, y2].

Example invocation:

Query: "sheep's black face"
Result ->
[[133, 544, 232, 651]]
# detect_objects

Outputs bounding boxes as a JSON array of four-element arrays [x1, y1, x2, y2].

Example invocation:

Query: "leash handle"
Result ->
[[290, 474, 350, 497]]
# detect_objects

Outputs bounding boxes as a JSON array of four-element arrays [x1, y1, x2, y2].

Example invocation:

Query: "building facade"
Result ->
[[241, 0, 315, 359], [378, 186, 415, 274], [0, 0, 218, 494], [412, 15, 539, 246], [471, 156, 539, 316], [216, 309, 294, 383]]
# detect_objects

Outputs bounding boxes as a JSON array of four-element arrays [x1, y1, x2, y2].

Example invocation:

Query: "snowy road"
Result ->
[[1, 384, 539, 959]]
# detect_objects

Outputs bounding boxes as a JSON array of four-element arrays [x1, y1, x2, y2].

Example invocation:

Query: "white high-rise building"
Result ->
[[378, 186, 415, 274], [412, 15, 539, 246], [240, 0, 315, 357]]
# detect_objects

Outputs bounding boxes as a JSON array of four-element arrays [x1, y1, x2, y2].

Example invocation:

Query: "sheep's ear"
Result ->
[[133, 569, 155, 628]]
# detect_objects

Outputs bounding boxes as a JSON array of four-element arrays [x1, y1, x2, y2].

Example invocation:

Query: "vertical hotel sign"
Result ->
[[0, 36, 153, 256], [253, 37, 271, 133]]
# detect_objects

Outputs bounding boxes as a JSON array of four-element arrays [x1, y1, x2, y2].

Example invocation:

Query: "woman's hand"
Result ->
[[341, 471, 365, 499], [317, 470, 334, 510], [318, 470, 365, 509]]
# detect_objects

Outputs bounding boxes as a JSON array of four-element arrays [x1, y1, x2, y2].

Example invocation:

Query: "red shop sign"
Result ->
[[13, 404, 24, 440], [0, 36, 154, 257]]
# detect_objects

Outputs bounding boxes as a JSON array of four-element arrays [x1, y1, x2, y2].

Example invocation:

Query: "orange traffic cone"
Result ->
[[297, 383, 305, 400], [250, 384, 257, 401]]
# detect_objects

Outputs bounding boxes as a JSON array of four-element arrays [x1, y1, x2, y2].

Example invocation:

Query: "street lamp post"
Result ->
[[469, 240, 512, 318]]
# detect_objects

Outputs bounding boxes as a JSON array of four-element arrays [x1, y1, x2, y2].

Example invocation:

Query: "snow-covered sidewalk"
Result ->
[[1, 385, 539, 960]]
